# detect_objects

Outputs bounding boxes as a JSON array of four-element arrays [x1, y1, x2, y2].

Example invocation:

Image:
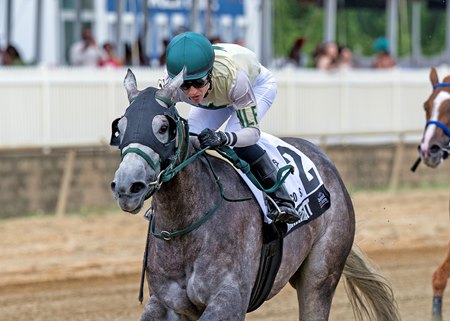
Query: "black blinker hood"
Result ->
[[118, 87, 178, 165]]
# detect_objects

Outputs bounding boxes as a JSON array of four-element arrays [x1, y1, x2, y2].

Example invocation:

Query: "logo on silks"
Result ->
[[317, 191, 330, 208]]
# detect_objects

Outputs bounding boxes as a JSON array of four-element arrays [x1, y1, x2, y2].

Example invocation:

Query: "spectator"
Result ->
[[137, 37, 149, 66], [371, 37, 396, 69], [234, 38, 245, 46], [122, 39, 149, 66], [69, 27, 104, 66], [288, 37, 305, 67], [3, 44, 25, 66], [159, 39, 169, 66], [337, 45, 354, 70], [99, 42, 122, 68], [209, 36, 222, 44], [313, 41, 339, 71], [123, 43, 133, 66]]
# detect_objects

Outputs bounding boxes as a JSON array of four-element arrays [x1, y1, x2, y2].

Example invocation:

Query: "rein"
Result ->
[[216, 146, 294, 194], [124, 108, 293, 240], [150, 154, 226, 241]]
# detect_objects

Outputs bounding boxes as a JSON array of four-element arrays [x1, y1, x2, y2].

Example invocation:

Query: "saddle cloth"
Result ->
[[238, 132, 330, 231]]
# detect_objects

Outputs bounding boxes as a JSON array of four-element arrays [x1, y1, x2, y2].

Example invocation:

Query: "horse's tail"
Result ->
[[342, 245, 401, 321]]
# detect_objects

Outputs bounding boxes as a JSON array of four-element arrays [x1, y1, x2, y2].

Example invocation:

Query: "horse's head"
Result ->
[[419, 67, 450, 168], [110, 69, 186, 214]]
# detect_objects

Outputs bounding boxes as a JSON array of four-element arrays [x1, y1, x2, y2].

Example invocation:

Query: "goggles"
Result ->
[[180, 75, 209, 91]]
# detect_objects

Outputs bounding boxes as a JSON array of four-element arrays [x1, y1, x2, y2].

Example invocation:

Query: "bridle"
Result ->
[[425, 83, 450, 137], [121, 108, 208, 197], [411, 82, 450, 172]]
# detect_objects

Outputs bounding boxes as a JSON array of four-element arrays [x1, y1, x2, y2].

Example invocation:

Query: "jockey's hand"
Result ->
[[198, 129, 227, 149]]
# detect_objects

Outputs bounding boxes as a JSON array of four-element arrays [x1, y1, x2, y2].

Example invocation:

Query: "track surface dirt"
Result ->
[[1, 188, 449, 321]]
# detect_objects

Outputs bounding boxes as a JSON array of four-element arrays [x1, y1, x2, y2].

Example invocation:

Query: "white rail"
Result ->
[[0, 66, 442, 148]]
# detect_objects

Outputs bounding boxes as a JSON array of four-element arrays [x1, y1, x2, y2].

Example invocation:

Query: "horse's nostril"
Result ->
[[430, 145, 440, 155], [130, 182, 146, 194], [110, 182, 116, 191]]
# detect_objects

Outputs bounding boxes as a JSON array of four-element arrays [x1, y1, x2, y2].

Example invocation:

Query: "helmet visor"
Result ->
[[180, 74, 209, 91]]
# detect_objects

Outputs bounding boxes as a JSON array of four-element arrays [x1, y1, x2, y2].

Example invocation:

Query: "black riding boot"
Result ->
[[250, 151, 300, 224]]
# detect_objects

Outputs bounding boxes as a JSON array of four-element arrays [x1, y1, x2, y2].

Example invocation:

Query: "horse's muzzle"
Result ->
[[110, 180, 151, 214], [421, 144, 445, 168]]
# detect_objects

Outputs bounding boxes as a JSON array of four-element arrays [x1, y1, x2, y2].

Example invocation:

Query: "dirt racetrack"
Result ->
[[1, 188, 450, 321]]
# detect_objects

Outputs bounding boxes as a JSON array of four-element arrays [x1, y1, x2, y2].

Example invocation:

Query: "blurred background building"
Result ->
[[0, 0, 249, 67], [2, 0, 450, 68]]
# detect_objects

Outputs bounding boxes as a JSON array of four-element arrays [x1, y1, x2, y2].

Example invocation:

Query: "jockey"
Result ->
[[161, 31, 300, 224]]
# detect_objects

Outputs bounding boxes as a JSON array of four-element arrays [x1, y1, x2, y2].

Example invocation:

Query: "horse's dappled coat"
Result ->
[[109, 69, 401, 321]]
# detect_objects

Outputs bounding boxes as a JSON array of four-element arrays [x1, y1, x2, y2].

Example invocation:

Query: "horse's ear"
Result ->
[[124, 68, 140, 102], [155, 67, 186, 105], [430, 67, 439, 88]]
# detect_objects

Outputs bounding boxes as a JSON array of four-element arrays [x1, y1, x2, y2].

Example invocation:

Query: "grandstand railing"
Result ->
[[0, 66, 443, 149]]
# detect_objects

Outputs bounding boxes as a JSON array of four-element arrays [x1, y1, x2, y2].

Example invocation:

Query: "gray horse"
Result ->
[[110, 69, 400, 321]]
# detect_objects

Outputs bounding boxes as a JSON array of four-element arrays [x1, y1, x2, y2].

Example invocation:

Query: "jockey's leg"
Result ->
[[234, 145, 300, 223]]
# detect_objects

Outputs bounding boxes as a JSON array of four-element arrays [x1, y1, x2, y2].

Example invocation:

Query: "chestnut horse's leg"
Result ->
[[432, 242, 450, 321], [432, 199, 450, 321]]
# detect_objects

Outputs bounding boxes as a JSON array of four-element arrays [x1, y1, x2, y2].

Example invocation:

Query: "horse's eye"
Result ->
[[159, 125, 168, 134]]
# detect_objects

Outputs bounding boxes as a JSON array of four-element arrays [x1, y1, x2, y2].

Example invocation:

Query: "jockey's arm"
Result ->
[[225, 69, 260, 147], [228, 127, 260, 147]]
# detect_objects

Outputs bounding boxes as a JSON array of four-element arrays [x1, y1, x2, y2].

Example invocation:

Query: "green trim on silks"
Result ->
[[216, 146, 293, 194], [198, 103, 228, 110], [236, 105, 258, 127], [212, 45, 226, 52]]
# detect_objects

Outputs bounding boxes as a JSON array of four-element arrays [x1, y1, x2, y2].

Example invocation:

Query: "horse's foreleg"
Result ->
[[431, 242, 450, 321], [140, 296, 173, 321], [197, 288, 247, 321], [432, 264, 449, 297]]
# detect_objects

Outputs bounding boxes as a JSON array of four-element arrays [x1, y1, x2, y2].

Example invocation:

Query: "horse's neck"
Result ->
[[153, 145, 217, 228]]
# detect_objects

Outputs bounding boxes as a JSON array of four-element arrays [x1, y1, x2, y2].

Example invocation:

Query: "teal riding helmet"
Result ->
[[166, 32, 215, 80]]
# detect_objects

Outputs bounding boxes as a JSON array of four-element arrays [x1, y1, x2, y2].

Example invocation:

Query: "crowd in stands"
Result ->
[[286, 35, 396, 71], [0, 44, 25, 66], [0, 28, 397, 71]]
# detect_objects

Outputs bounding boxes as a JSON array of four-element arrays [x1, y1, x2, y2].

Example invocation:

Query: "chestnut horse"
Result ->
[[110, 69, 400, 321], [417, 67, 450, 321]]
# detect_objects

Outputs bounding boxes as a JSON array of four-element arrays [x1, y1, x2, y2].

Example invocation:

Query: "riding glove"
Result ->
[[198, 128, 228, 149]]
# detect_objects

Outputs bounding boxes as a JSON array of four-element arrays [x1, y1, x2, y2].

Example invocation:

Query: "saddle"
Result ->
[[214, 133, 332, 312]]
